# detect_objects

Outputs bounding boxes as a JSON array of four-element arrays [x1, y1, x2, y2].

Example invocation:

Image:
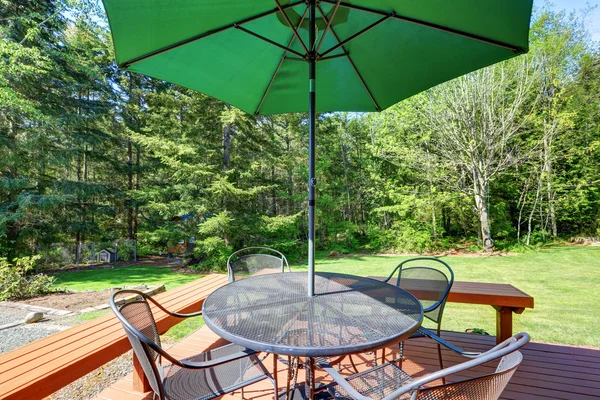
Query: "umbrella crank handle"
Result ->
[[310, 178, 317, 187]]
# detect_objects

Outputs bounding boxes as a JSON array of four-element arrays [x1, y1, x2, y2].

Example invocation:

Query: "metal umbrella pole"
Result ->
[[307, 0, 316, 297]]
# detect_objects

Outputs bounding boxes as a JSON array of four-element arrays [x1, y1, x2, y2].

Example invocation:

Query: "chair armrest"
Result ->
[[169, 310, 203, 318], [179, 348, 260, 369], [315, 358, 372, 400], [418, 328, 530, 360], [144, 295, 203, 318], [417, 327, 480, 358]]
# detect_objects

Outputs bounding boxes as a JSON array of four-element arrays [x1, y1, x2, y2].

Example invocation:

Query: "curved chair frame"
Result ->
[[384, 257, 454, 370], [319, 331, 530, 400], [384, 257, 455, 321], [227, 246, 291, 282], [110, 289, 275, 400]]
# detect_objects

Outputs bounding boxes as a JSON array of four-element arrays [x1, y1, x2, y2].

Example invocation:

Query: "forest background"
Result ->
[[1, 0, 599, 270]]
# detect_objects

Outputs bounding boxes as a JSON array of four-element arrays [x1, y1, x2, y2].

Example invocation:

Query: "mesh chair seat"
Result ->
[[163, 344, 267, 400], [327, 362, 414, 400]]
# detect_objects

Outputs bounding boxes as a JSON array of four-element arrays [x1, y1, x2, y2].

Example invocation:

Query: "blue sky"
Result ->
[[541, 0, 600, 40]]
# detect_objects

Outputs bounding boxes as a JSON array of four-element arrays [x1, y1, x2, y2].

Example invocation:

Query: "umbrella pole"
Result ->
[[307, 0, 316, 297]]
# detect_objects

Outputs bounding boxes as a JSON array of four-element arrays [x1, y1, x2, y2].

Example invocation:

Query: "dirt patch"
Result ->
[[14, 291, 115, 312]]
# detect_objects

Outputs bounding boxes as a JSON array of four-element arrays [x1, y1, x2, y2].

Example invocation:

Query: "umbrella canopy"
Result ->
[[102, 0, 533, 295], [103, 0, 532, 115]]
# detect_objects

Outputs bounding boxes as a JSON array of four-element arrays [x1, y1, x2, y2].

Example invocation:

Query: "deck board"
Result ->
[[94, 327, 600, 400]]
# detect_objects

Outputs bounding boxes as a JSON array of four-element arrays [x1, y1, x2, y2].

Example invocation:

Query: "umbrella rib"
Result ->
[[316, 0, 341, 53], [319, 13, 393, 58], [318, 53, 346, 61], [320, 0, 525, 53], [254, 7, 309, 115], [235, 25, 307, 59], [316, 5, 381, 111], [120, 1, 304, 68], [274, 0, 309, 55]]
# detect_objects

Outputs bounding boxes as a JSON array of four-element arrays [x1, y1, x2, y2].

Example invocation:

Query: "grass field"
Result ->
[[54, 246, 600, 347], [295, 245, 600, 348], [51, 265, 208, 341], [52, 265, 205, 291]]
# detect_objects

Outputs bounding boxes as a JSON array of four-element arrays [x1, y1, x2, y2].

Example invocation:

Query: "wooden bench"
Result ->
[[371, 277, 534, 344], [0, 274, 228, 400]]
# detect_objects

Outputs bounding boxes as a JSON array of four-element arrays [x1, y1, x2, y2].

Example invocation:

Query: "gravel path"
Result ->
[[0, 324, 64, 353], [0, 305, 78, 354], [0, 306, 24, 326]]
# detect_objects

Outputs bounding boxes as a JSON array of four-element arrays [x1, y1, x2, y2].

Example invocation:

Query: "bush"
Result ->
[[193, 236, 232, 271], [0, 256, 56, 301]]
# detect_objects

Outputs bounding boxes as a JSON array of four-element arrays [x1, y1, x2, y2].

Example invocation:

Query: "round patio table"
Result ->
[[203, 272, 423, 398]]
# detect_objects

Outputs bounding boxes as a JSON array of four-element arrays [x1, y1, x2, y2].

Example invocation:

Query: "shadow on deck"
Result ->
[[93, 327, 599, 400]]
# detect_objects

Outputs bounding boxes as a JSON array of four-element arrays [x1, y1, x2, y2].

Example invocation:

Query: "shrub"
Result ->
[[193, 236, 232, 271], [0, 256, 56, 301]]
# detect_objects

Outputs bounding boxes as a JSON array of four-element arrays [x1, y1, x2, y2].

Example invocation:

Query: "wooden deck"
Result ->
[[94, 327, 600, 400]]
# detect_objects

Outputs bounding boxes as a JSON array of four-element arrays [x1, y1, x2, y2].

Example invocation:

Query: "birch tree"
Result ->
[[423, 58, 539, 249]]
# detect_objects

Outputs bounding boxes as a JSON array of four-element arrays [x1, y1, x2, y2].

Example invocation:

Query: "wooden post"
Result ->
[[494, 306, 513, 344], [132, 354, 151, 392]]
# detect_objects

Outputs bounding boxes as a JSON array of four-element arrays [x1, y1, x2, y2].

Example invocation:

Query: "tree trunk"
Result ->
[[339, 123, 351, 222], [223, 104, 232, 171], [271, 165, 277, 216], [526, 173, 542, 246], [127, 139, 134, 240], [543, 134, 557, 238], [473, 171, 491, 250], [134, 146, 140, 239], [286, 136, 293, 214]]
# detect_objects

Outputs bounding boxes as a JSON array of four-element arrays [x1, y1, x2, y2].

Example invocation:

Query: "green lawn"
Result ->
[[292, 246, 600, 348], [52, 265, 205, 291], [54, 246, 600, 348], [52, 265, 208, 341]]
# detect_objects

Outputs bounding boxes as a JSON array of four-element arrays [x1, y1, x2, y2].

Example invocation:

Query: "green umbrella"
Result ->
[[102, 0, 533, 296]]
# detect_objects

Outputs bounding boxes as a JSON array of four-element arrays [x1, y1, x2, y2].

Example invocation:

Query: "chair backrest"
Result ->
[[415, 335, 527, 400], [227, 247, 290, 282], [387, 257, 454, 325], [110, 290, 165, 399]]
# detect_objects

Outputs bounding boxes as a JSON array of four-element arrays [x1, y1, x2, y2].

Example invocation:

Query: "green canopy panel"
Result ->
[[103, 0, 533, 115]]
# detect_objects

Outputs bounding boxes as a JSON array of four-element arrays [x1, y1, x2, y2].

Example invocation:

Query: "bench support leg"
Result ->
[[493, 306, 513, 344], [133, 354, 152, 393]]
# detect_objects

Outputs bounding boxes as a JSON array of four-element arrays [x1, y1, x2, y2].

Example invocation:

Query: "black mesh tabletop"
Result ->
[[203, 272, 423, 357]]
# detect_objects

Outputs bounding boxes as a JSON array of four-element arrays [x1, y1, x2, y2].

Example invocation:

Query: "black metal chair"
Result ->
[[383, 257, 454, 370], [227, 247, 296, 395], [110, 289, 275, 400], [227, 246, 291, 282], [318, 330, 529, 400]]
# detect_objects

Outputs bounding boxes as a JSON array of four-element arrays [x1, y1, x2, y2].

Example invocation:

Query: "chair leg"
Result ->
[[285, 356, 292, 400], [348, 355, 360, 374], [273, 354, 279, 400], [398, 341, 404, 369], [437, 327, 445, 384]]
